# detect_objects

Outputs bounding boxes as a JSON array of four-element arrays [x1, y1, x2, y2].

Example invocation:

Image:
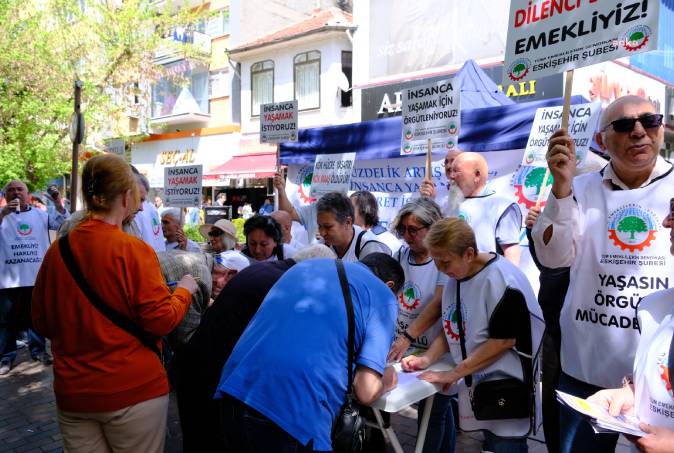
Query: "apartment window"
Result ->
[[294, 51, 320, 110], [251, 60, 274, 116], [341, 51, 352, 107], [151, 60, 209, 118], [209, 69, 230, 98], [204, 10, 230, 36]]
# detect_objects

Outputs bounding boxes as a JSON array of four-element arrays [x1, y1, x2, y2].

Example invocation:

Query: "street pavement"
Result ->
[[1, 347, 633, 453]]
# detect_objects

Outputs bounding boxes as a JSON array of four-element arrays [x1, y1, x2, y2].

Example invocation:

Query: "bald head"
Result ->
[[450, 152, 489, 197], [600, 95, 656, 130], [271, 210, 292, 244]]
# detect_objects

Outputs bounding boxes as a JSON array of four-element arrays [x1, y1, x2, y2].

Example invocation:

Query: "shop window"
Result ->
[[341, 51, 352, 107], [209, 69, 230, 99], [251, 60, 274, 116], [151, 60, 209, 118], [294, 51, 320, 110]]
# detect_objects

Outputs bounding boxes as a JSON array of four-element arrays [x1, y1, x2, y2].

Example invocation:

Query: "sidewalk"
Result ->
[[0, 347, 632, 453]]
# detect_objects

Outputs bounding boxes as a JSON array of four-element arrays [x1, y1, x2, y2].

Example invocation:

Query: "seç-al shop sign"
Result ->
[[131, 134, 238, 188]]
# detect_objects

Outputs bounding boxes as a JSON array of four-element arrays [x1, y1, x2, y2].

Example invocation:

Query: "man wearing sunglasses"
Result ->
[[531, 95, 674, 453]]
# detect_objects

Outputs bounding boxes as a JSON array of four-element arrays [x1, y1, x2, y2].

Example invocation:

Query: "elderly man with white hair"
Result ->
[[161, 208, 201, 252]]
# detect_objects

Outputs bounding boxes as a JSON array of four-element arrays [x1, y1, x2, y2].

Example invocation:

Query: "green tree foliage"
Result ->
[[617, 215, 648, 240], [0, 0, 209, 190]]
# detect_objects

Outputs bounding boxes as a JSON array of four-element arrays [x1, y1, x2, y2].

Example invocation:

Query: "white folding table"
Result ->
[[368, 361, 453, 453]]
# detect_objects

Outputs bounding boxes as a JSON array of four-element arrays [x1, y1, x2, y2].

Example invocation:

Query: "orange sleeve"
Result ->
[[126, 243, 192, 337]]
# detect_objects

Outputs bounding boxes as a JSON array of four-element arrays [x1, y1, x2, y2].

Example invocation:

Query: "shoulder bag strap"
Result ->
[[58, 234, 161, 358], [669, 332, 674, 391], [455, 281, 472, 387], [336, 259, 356, 393], [354, 230, 367, 260]]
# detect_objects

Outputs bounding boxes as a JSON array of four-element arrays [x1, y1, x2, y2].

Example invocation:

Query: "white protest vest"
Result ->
[[0, 208, 50, 289], [456, 192, 519, 254], [334, 225, 389, 263], [135, 202, 166, 253], [560, 170, 674, 389], [395, 246, 446, 349], [441, 255, 544, 437], [634, 289, 674, 429]]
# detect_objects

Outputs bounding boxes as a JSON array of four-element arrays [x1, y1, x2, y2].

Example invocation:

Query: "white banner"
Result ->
[[400, 79, 460, 156], [164, 164, 203, 208], [504, 0, 660, 83], [310, 153, 357, 197], [260, 100, 298, 143], [286, 152, 541, 294]]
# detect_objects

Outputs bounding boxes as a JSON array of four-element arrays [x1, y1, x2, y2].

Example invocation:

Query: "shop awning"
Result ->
[[204, 152, 278, 180]]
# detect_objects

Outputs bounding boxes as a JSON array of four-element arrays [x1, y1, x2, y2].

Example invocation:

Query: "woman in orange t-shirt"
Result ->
[[32, 154, 197, 453]]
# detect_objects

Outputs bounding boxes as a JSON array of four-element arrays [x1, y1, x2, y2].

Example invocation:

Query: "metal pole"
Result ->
[[70, 80, 83, 213]]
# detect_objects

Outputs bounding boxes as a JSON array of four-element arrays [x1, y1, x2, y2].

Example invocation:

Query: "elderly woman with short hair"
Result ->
[[403, 217, 544, 453], [387, 197, 455, 453]]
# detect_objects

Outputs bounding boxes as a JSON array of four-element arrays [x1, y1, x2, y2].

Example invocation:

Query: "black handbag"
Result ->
[[454, 280, 534, 421], [331, 260, 365, 453]]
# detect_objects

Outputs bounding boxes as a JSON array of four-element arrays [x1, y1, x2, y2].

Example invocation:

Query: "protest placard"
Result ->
[[309, 152, 357, 198], [164, 164, 203, 208], [504, 0, 660, 84], [524, 101, 601, 167], [260, 100, 298, 144], [400, 79, 459, 156]]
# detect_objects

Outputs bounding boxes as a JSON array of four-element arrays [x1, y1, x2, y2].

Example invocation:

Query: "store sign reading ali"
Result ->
[[159, 148, 196, 166]]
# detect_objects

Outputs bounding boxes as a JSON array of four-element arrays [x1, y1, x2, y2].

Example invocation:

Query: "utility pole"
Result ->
[[69, 80, 84, 213]]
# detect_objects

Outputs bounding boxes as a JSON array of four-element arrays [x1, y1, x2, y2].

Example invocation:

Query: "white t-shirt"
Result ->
[[334, 225, 391, 263], [0, 208, 50, 289], [134, 201, 166, 253]]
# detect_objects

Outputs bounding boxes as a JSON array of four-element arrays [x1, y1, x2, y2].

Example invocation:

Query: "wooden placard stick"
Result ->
[[536, 69, 574, 209], [426, 138, 432, 181]]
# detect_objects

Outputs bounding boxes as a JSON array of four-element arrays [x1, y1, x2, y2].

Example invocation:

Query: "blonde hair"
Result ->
[[82, 154, 139, 214], [424, 217, 478, 256]]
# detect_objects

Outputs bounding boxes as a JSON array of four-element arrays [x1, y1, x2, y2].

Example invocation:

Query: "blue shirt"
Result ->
[[214, 259, 397, 450]]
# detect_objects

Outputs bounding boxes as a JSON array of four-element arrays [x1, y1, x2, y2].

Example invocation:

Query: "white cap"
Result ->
[[215, 251, 250, 272]]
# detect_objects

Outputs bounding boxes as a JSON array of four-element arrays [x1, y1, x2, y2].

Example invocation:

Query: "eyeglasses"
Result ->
[[208, 229, 224, 238], [601, 113, 663, 133], [396, 225, 427, 236]]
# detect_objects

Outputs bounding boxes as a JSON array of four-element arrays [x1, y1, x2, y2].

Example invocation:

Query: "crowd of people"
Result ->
[[0, 94, 672, 453]]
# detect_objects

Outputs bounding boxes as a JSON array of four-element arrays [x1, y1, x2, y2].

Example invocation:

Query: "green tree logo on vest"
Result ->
[[657, 351, 673, 397], [444, 303, 466, 341], [608, 205, 658, 253], [16, 222, 32, 236], [513, 165, 554, 209], [622, 25, 651, 52], [294, 164, 317, 204], [152, 216, 160, 236], [398, 282, 421, 311], [458, 211, 470, 224], [507, 58, 531, 82]]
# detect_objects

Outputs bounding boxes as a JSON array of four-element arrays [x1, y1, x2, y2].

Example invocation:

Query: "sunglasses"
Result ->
[[601, 113, 663, 133], [397, 225, 427, 236], [208, 229, 224, 238]]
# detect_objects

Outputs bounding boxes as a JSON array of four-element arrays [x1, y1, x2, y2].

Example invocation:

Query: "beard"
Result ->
[[447, 184, 465, 216]]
